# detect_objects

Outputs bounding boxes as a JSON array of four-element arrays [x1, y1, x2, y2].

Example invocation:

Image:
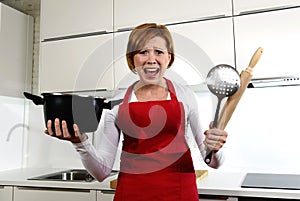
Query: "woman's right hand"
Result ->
[[44, 118, 88, 143]]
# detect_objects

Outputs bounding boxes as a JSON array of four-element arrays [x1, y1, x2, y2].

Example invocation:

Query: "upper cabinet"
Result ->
[[233, 0, 300, 15], [167, 18, 235, 83], [39, 34, 113, 93], [234, 7, 300, 78], [114, 0, 232, 31], [40, 0, 113, 41], [0, 3, 33, 98]]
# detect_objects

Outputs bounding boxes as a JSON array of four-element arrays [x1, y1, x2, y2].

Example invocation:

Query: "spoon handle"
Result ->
[[205, 96, 223, 164]]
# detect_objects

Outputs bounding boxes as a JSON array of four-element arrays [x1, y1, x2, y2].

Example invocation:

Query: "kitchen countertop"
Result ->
[[0, 168, 116, 191], [1, 168, 300, 199]]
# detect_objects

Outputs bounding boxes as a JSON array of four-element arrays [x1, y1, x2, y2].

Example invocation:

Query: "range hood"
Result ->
[[247, 76, 300, 88]]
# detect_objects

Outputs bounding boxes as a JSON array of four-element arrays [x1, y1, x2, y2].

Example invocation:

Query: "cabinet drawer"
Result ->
[[0, 186, 13, 201], [14, 186, 96, 201]]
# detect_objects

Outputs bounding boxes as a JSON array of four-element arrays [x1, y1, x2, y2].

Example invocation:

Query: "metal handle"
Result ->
[[204, 96, 223, 164], [103, 99, 123, 110]]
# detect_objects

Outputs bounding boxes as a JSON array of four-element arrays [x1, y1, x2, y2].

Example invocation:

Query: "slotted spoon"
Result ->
[[205, 64, 240, 164]]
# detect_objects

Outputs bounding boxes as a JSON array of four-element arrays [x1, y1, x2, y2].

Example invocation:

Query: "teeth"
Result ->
[[144, 68, 159, 74]]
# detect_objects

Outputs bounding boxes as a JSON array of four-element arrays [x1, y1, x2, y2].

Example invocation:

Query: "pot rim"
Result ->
[[41, 92, 106, 100]]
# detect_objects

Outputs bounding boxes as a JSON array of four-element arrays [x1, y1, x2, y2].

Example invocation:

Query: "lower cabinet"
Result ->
[[97, 190, 115, 201], [200, 196, 238, 201], [13, 186, 97, 201], [0, 186, 13, 201], [11, 186, 239, 201]]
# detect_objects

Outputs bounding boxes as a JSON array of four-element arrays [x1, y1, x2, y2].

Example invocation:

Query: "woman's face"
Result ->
[[133, 36, 171, 86]]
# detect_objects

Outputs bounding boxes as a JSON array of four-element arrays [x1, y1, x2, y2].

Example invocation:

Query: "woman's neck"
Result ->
[[133, 80, 169, 101]]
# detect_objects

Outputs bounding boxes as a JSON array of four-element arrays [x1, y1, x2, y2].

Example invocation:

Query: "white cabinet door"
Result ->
[[0, 3, 33, 98], [14, 187, 96, 201], [97, 190, 114, 201], [113, 31, 138, 90], [40, 0, 113, 40], [167, 18, 235, 84], [39, 34, 114, 93], [114, 0, 232, 31], [0, 186, 13, 201], [234, 7, 300, 78], [233, 0, 300, 15]]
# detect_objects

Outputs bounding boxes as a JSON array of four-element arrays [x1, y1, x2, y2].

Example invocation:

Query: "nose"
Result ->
[[147, 50, 157, 64]]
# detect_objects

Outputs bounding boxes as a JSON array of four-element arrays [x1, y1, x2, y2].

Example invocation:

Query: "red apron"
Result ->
[[114, 79, 198, 201]]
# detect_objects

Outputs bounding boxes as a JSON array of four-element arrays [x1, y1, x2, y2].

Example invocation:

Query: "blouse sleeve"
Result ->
[[72, 106, 120, 182]]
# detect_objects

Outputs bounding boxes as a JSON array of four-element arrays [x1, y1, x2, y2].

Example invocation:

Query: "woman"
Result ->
[[46, 23, 228, 201]]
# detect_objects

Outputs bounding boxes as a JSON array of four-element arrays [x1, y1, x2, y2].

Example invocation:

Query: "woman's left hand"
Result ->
[[204, 122, 228, 152]]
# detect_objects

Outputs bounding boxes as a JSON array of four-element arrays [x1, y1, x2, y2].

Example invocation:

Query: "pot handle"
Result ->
[[23, 92, 44, 105], [103, 99, 123, 110]]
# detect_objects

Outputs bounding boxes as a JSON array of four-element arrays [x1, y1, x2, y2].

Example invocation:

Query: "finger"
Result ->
[[209, 121, 214, 129], [54, 118, 62, 138], [61, 120, 72, 139], [206, 133, 227, 145], [73, 124, 81, 138], [46, 120, 54, 136], [204, 139, 222, 151], [205, 135, 226, 150]]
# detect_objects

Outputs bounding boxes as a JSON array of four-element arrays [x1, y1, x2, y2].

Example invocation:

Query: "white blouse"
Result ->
[[73, 80, 224, 181]]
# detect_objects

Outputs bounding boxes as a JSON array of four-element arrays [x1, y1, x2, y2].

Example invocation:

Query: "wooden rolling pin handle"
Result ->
[[246, 47, 263, 73]]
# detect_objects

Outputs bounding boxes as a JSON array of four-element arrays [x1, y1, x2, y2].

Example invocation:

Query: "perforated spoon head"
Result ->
[[206, 64, 240, 98]]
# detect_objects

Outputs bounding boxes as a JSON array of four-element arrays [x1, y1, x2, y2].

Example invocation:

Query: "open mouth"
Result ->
[[143, 68, 160, 76]]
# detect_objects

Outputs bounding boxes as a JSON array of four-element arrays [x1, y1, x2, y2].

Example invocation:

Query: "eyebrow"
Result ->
[[140, 47, 168, 51]]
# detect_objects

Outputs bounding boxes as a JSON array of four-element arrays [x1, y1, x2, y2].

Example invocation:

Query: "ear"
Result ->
[[167, 53, 172, 68]]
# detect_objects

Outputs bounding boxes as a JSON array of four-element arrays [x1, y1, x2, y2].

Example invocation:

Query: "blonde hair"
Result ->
[[126, 23, 175, 73]]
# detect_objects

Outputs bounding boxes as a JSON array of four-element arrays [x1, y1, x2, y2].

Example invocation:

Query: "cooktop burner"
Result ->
[[241, 173, 300, 190]]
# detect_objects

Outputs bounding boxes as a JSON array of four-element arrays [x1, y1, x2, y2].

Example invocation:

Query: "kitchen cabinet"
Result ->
[[39, 0, 234, 93], [14, 186, 96, 201], [0, 186, 13, 201], [40, 0, 113, 41], [167, 18, 235, 81], [233, 0, 300, 15], [39, 34, 114, 93], [112, 31, 138, 89], [114, 0, 232, 31], [234, 6, 300, 78], [97, 190, 114, 201], [0, 3, 33, 98]]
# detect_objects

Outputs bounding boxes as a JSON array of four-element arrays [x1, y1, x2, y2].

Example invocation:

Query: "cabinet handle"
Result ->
[[165, 14, 227, 26], [16, 186, 91, 193], [116, 27, 135, 32], [42, 30, 110, 42], [238, 5, 300, 15], [116, 14, 227, 32], [101, 190, 115, 194]]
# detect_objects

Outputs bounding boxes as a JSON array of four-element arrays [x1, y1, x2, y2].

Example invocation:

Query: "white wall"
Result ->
[[216, 86, 300, 173], [23, 85, 300, 174], [0, 96, 28, 171]]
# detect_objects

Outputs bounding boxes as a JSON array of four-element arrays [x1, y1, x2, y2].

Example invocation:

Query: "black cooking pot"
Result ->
[[24, 92, 123, 135]]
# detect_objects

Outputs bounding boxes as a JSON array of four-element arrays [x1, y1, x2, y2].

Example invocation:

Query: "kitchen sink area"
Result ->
[[27, 169, 118, 182]]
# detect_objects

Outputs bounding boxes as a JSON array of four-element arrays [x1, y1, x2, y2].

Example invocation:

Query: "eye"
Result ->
[[155, 49, 165, 55], [138, 50, 148, 55]]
